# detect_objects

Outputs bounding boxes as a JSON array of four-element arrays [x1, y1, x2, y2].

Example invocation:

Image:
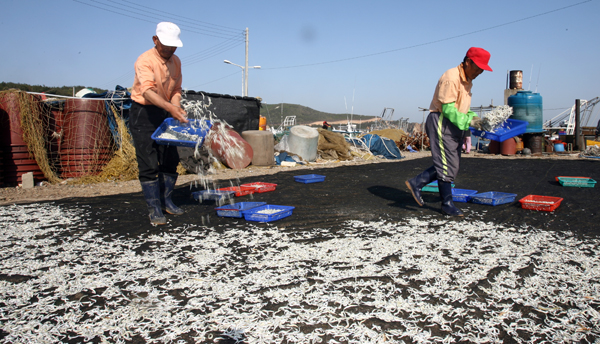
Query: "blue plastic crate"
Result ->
[[243, 205, 295, 222], [451, 188, 478, 203], [215, 202, 267, 218], [470, 192, 517, 206], [294, 174, 326, 183], [151, 118, 212, 147], [422, 180, 455, 193], [192, 190, 235, 202], [470, 118, 528, 142]]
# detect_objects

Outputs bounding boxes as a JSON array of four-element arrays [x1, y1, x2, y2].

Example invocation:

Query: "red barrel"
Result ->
[[207, 122, 253, 169], [488, 140, 500, 154], [45, 101, 65, 174], [60, 99, 113, 178], [501, 137, 516, 156], [0, 92, 27, 147], [1, 145, 45, 184], [0, 92, 45, 184]]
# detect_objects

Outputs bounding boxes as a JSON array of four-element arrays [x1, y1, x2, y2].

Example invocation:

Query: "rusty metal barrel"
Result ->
[[0, 91, 45, 184], [509, 70, 523, 89], [60, 98, 113, 178]]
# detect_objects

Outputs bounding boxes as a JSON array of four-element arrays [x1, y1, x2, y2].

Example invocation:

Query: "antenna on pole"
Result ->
[[535, 64, 542, 93], [528, 64, 533, 91]]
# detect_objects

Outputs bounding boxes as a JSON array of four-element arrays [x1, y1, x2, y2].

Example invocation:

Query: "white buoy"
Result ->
[[287, 125, 319, 162]]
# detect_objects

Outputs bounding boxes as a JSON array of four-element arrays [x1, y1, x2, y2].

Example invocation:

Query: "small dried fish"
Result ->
[[1, 204, 599, 343], [480, 105, 513, 132]]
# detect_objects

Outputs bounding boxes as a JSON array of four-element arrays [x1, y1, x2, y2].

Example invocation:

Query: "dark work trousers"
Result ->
[[130, 101, 179, 182], [425, 112, 468, 183]]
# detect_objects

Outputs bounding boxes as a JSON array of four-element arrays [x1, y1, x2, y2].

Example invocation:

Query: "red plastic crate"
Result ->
[[217, 186, 256, 197], [240, 182, 277, 193], [519, 195, 563, 212]]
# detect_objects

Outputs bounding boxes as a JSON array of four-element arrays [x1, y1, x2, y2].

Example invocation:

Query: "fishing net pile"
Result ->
[[317, 128, 353, 160], [0, 89, 136, 185], [0, 90, 256, 186]]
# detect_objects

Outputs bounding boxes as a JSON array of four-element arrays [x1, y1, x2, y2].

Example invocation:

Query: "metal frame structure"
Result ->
[[271, 115, 296, 134], [371, 108, 395, 131], [543, 97, 599, 134]]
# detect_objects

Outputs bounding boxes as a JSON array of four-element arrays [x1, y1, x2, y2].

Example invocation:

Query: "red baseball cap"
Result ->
[[466, 47, 492, 72]]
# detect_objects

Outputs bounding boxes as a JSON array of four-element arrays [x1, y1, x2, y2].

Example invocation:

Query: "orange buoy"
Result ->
[[259, 116, 267, 131]]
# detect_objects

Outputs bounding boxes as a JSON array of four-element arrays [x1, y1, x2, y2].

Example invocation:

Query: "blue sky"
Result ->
[[3, 0, 599, 123]]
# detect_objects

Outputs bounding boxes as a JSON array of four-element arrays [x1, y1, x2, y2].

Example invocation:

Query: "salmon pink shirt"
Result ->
[[131, 47, 182, 105]]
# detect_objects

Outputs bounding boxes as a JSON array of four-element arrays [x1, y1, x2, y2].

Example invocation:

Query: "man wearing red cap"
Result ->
[[406, 47, 492, 217], [130, 22, 188, 225]]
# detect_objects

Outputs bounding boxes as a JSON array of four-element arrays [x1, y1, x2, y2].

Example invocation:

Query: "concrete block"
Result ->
[[22, 172, 34, 189]]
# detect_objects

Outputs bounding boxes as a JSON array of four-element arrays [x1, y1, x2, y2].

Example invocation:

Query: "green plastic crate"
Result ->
[[422, 180, 455, 193], [558, 177, 596, 188]]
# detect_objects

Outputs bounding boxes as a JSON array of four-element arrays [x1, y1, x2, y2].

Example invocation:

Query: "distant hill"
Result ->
[[261, 103, 376, 127], [0, 82, 107, 97]]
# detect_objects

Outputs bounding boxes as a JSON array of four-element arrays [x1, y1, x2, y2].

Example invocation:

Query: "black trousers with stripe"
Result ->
[[129, 101, 180, 183], [425, 112, 469, 183]]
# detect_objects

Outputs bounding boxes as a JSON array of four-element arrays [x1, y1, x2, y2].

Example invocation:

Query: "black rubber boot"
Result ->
[[438, 180, 463, 217], [140, 180, 167, 225], [159, 173, 184, 215], [405, 166, 437, 206]]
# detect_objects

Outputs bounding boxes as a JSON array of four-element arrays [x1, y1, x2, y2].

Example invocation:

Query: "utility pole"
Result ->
[[418, 107, 429, 152], [575, 99, 585, 151], [244, 28, 249, 97], [225, 28, 260, 97]]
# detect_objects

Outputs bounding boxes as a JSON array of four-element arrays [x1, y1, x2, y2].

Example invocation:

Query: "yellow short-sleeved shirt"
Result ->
[[429, 64, 473, 114]]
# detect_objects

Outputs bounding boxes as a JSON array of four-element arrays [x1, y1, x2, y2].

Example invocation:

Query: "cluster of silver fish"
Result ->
[[480, 105, 513, 132], [158, 126, 200, 142], [1, 203, 598, 343]]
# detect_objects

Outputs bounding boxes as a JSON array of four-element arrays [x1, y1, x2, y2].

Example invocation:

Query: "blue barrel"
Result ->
[[507, 91, 543, 133]]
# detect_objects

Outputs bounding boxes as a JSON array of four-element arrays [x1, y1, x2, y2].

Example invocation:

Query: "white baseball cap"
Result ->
[[156, 22, 183, 48]]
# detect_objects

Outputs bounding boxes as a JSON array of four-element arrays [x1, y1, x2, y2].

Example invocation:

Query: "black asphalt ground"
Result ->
[[62, 157, 599, 237]]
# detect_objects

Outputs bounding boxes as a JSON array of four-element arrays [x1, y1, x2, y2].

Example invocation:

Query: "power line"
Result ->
[[74, 0, 243, 40], [264, 0, 593, 70], [181, 40, 244, 66], [187, 71, 241, 90], [77, 0, 247, 87], [98, 39, 244, 88], [98, 70, 135, 90], [180, 35, 245, 61], [106, 0, 241, 34]]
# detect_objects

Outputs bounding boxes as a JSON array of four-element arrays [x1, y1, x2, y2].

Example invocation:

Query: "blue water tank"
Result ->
[[507, 91, 543, 133]]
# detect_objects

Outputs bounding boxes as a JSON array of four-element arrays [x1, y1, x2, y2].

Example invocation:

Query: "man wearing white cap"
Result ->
[[130, 22, 188, 225], [406, 47, 492, 217]]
